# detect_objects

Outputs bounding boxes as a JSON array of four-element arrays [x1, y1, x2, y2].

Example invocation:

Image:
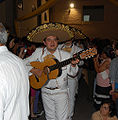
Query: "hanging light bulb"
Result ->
[[70, 3, 74, 8]]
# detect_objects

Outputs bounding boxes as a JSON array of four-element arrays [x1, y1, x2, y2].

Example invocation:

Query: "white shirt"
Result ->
[[58, 43, 84, 66], [0, 46, 29, 120], [58, 43, 84, 80]]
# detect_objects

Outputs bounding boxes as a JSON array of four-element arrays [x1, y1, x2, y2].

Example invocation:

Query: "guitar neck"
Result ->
[[48, 57, 79, 72], [48, 47, 97, 72]]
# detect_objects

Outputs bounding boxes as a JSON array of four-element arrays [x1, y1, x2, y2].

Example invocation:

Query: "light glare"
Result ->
[[70, 3, 74, 8]]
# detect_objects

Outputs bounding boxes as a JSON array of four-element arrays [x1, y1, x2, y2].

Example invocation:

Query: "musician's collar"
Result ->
[[45, 47, 57, 55]]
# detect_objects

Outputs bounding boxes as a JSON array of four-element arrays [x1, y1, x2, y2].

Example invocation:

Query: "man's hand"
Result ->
[[110, 89, 115, 95], [71, 54, 80, 67], [71, 59, 80, 67]]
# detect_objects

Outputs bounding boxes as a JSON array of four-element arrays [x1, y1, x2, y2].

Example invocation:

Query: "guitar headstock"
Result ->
[[79, 48, 97, 60]]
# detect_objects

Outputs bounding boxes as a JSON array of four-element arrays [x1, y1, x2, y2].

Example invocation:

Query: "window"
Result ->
[[83, 6, 104, 22]]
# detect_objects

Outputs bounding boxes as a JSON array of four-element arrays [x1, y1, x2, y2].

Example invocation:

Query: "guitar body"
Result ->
[[29, 58, 60, 89]]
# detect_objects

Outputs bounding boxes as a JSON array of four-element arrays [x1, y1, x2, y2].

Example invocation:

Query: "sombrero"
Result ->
[[27, 23, 87, 43]]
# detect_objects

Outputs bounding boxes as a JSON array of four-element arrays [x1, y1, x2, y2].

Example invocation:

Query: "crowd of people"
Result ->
[[0, 22, 118, 120]]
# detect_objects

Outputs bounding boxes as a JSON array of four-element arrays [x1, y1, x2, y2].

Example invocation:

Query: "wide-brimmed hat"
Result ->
[[27, 23, 86, 43]]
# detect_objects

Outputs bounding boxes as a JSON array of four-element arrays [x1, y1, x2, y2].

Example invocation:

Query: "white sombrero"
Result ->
[[27, 23, 86, 43]]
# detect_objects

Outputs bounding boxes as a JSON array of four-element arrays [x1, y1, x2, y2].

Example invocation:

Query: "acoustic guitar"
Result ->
[[29, 48, 97, 89]]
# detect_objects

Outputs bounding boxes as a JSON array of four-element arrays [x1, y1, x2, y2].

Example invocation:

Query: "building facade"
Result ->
[[0, 0, 118, 40]]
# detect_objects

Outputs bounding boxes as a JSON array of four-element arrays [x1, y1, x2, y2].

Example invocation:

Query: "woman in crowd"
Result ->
[[91, 100, 117, 120], [93, 46, 114, 110]]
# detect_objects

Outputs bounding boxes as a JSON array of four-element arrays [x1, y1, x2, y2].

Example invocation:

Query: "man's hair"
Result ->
[[0, 23, 8, 44]]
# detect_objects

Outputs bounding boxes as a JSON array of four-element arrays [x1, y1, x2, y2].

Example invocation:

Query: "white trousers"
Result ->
[[68, 79, 77, 118], [42, 91, 70, 120]]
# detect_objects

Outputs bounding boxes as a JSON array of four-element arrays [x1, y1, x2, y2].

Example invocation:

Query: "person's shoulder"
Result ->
[[10, 51, 23, 62], [32, 47, 43, 55], [91, 111, 100, 119], [103, 58, 111, 65], [92, 110, 100, 116], [0, 51, 22, 65], [111, 57, 118, 62], [110, 57, 118, 66], [35, 47, 43, 52], [113, 116, 118, 120], [109, 115, 118, 120]]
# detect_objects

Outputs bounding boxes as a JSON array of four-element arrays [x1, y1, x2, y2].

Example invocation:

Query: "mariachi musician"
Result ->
[[24, 23, 80, 120]]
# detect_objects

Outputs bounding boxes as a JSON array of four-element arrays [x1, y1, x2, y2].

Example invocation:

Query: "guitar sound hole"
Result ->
[[35, 76, 39, 82]]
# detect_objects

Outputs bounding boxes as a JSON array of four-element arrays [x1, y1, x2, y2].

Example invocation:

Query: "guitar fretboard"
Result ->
[[48, 48, 97, 72], [48, 51, 82, 72]]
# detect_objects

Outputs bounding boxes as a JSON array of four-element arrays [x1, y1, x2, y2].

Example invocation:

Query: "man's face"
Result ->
[[43, 36, 58, 53]]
